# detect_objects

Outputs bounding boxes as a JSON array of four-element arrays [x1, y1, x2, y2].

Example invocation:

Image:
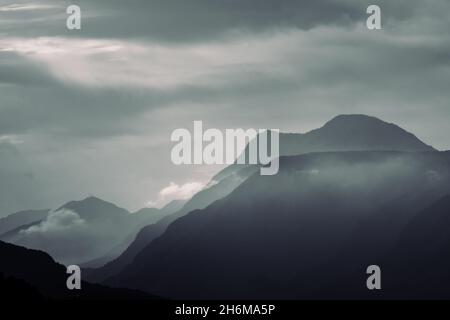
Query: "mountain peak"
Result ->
[[240, 114, 435, 160], [84, 195, 103, 202], [306, 114, 436, 152], [324, 114, 386, 127], [57, 196, 129, 220]]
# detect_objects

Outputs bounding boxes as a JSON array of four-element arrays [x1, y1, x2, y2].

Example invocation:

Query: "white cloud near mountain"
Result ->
[[11, 209, 95, 264], [21, 209, 85, 234], [148, 181, 205, 208]]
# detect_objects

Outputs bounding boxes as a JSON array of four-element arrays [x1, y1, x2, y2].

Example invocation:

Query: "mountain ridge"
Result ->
[[107, 150, 450, 299], [87, 114, 438, 284]]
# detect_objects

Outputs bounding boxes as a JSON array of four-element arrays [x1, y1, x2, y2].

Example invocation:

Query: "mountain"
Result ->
[[156, 199, 187, 214], [87, 114, 436, 283], [1, 197, 131, 265], [380, 194, 450, 298], [107, 151, 450, 299], [84, 166, 258, 282], [217, 114, 435, 181], [0, 220, 42, 242], [80, 200, 187, 268], [0, 240, 157, 300], [0, 196, 180, 266], [0, 209, 50, 236], [279, 114, 435, 155], [56, 196, 129, 221], [274, 114, 434, 157]]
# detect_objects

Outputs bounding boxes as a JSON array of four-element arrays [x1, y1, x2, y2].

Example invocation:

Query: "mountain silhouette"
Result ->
[[81, 200, 187, 268], [1, 196, 180, 266], [0, 209, 50, 236], [216, 114, 434, 180], [107, 151, 450, 299], [293, 114, 434, 152], [88, 114, 436, 283], [5, 114, 444, 299], [0, 220, 42, 242], [0, 240, 158, 300], [56, 196, 129, 221], [277, 114, 434, 156], [380, 194, 450, 298], [84, 166, 257, 282]]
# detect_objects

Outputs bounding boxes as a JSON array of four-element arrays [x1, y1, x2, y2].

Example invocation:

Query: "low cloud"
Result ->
[[13, 209, 95, 264], [148, 181, 206, 208], [21, 209, 85, 234]]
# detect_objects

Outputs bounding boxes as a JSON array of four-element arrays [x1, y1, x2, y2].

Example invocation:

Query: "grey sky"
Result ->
[[0, 0, 449, 215]]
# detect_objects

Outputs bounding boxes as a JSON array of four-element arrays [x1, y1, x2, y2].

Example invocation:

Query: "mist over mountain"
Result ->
[[2, 114, 449, 300], [1, 0, 449, 305], [87, 114, 438, 284], [217, 114, 435, 180], [0, 209, 50, 236], [81, 199, 187, 269], [0, 197, 180, 265], [108, 151, 450, 299], [85, 166, 257, 282]]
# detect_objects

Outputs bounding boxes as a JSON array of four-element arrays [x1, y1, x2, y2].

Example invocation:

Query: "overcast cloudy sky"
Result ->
[[0, 0, 449, 215]]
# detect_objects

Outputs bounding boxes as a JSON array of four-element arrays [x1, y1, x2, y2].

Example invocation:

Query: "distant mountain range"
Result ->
[[84, 165, 257, 282], [2, 114, 449, 300], [0, 197, 183, 265]]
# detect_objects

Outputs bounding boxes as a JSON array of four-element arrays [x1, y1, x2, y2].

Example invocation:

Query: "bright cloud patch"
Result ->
[[0, 135, 24, 145], [148, 181, 205, 207], [22, 209, 85, 234], [0, 32, 300, 90], [0, 4, 56, 12]]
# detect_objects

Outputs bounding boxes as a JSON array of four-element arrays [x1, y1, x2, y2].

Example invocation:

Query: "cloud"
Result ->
[[148, 181, 206, 207], [3, 0, 447, 42], [12, 209, 94, 264], [0, 3, 56, 12], [1, 0, 450, 217], [21, 209, 85, 234], [0, 35, 290, 90], [0, 0, 361, 41], [0, 135, 23, 145], [12, 208, 121, 264]]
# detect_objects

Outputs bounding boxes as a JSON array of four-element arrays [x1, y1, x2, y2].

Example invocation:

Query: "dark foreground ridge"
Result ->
[[0, 240, 159, 300]]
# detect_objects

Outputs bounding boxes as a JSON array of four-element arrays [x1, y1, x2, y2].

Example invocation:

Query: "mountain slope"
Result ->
[[0, 240, 157, 300], [290, 114, 435, 153], [2, 197, 132, 265], [380, 194, 450, 298], [80, 200, 187, 268], [278, 114, 434, 156], [0, 196, 180, 265], [0, 209, 50, 236], [215, 114, 434, 180], [85, 165, 258, 282], [88, 114, 437, 283], [56, 196, 129, 221], [108, 151, 450, 299]]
